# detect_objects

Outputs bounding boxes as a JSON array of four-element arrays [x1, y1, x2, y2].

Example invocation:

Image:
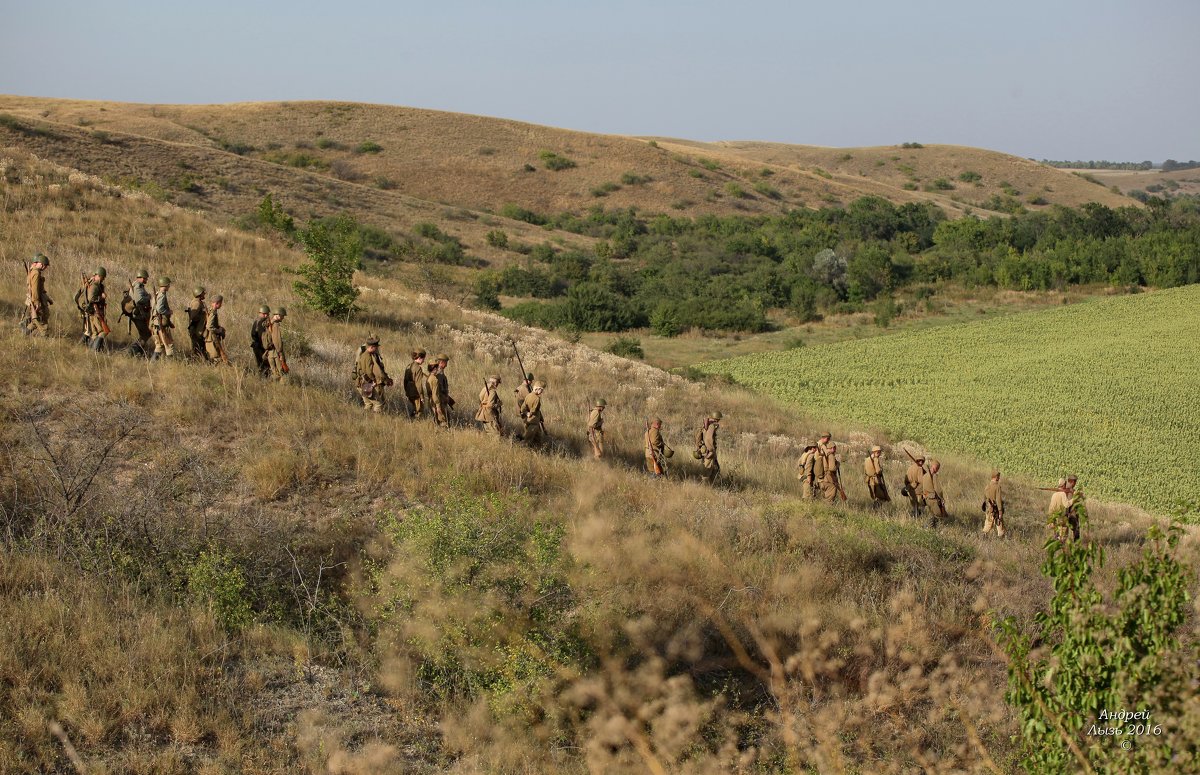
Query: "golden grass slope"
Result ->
[[1, 95, 1136, 221], [3, 147, 1191, 773]]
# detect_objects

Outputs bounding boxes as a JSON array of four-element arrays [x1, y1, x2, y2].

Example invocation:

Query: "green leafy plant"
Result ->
[[996, 507, 1195, 773], [292, 214, 363, 318], [539, 151, 576, 171]]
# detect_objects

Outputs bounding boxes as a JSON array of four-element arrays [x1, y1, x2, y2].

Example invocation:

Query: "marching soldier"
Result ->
[[204, 295, 230, 364], [151, 277, 176, 360], [405, 349, 428, 417], [187, 287, 208, 360], [514, 373, 535, 406], [921, 459, 947, 527], [128, 270, 153, 354], [644, 417, 672, 476], [982, 470, 1005, 538], [587, 399, 606, 458], [77, 267, 109, 350], [1047, 475, 1080, 541], [808, 432, 833, 497], [521, 381, 547, 445], [250, 305, 271, 376], [353, 335, 391, 412], [695, 412, 721, 485], [796, 442, 819, 498], [23, 253, 53, 337], [261, 307, 289, 381], [903, 453, 926, 517], [863, 445, 890, 506], [820, 442, 843, 503], [475, 374, 503, 435], [428, 354, 453, 427]]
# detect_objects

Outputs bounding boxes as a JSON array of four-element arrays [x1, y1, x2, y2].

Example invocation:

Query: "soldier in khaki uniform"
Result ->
[[982, 470, 1005, 538], [820, 442, 843, 503], [261, 307, 289, 381], [23, 253, 53, 337], [128, 270, 153, 354], [863, 445, 890, 507], [921, 459, 947, 527], [151, 277, 176, 360], [796, 443, 819, 498], [405, 349, 428, 417], [903, 453, 926, 517], [186, 287, 208, 360], [204, 295, 230, 364], [250, 305, 271, 377], [644, 417, 672, 476], [1047, 475, 1080, 541], [353, 335, 392, 412], [514, 373, 534, 406], [521, 381, 547, 445], [695, 412, 721, 485], [475, 374, 503, 435], [427, 354, 453, 427], [77, 267, 110, 352], [587, 399, 606, 458]]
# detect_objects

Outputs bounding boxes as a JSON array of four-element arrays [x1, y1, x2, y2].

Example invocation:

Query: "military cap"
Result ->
[[928, 458, 940, 468], [435, 353, 449, 362], [136, 269, 149, 280], [487, 374, 501, 383], [365, 335, 380, 346], [1066, 474, 1077, 483], [94, 267, 107, 279], [193, 286, 206, 298], [819, 431, 831, 440], [595, 398, 607, 407], [258, 304, 271, 314], [525, 373, 534, 381], [212, 294, 223, 303], [991, 469, 1001, 478], [275, 307, 287, 317], [158, 276, 171, 286], [915, 454, 926, 462], [870, 445, 882, 453], [709, 411, 723, 421], [532, 380, 546, 389], [1056, 477, 1067, 488]]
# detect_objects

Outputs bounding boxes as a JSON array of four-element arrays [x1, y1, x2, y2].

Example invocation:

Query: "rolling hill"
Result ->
[[0, 95, 1135, 230]]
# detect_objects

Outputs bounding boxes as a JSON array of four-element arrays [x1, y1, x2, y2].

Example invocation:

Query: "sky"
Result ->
[[2, 0, 1196, 162]]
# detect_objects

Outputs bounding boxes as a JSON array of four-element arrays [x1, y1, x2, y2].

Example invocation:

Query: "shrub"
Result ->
[[291, 214, 363, 318], [958, 170, 982, 183], [925, 178, 954, 191], [619, 172, 651, 186], [590, 182, 621, 197], [500, 203, 547, 225], [753, 181, 782, 199], [485, 230, 509, 249], [329, 159, 364, 183], [605, 336, 644, 359], [725, 183, 749, 199], [186, 549, 253, 630], [373, 176, 396, 190], [997, 520, 1195, 773], [315, 137, 341, 150], [355, 141, 383, 154], [901, 141, 924, 149], [650, 303, 683, 337], [474, 275, 501, 310], [698, 158, 721, 171], [262, 151, 327, 170], [538, 151, 576, 171]]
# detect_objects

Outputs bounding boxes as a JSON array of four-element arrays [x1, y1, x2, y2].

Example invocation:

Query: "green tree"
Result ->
[[292, 214, 363, 319]]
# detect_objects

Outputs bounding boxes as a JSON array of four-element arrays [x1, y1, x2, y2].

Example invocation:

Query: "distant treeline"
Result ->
[[483, 196, 1200, 334], [1040, 159, 1200, 172]]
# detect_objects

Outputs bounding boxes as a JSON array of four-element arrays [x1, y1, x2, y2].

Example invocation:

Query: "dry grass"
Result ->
[[1, 95, 1136, 227], [1, 147, 1190, 773]]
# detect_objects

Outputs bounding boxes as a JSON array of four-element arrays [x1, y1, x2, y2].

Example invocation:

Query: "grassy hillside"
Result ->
[[0, 95, 1136, 222], [698, 287, 1200, 514], [1, 147, 1194, 772]]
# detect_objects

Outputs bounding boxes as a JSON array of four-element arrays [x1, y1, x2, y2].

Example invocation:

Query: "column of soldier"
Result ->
[[22, 252, 1083, 539]]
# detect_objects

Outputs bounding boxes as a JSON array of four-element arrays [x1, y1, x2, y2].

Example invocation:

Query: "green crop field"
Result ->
[[698, 285, 1200, 515]]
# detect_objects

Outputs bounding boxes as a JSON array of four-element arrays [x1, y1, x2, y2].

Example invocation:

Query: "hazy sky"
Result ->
[[2, 0, 1196, 161]]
